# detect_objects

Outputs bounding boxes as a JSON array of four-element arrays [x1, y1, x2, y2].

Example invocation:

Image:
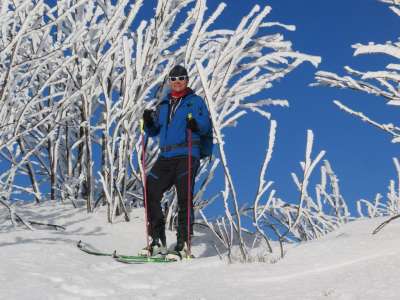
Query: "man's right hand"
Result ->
[[143, 109, 154, 128]]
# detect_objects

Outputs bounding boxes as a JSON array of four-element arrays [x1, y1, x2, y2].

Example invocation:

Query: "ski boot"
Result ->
[[167, 240, 194, 260], [138, 238, 167, 257]]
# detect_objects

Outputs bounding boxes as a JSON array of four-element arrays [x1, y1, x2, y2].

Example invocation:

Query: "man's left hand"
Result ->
[[186, 116, 199, 132]]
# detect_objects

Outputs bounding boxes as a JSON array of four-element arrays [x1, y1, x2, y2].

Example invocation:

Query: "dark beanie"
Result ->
[[169, 65, 188, 77]]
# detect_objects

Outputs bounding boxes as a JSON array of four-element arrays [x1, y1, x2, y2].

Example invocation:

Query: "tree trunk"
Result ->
[[17, 138, 41, 204]]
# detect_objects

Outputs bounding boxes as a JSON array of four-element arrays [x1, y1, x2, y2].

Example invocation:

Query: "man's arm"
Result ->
[[191, 97, 211, 135], [143, 109, 161, 137]]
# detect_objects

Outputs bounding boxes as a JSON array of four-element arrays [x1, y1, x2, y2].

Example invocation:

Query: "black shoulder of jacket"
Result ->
[[186, 87, 195, 96]]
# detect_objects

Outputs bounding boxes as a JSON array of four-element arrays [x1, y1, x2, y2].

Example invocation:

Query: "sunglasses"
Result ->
[[169, 76, 188, 81]]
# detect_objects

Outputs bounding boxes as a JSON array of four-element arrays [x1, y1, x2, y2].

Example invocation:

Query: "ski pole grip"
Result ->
[[140, 119, 144, 133]]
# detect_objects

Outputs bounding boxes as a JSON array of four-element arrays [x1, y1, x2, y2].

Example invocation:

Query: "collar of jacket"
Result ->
[[170, 87, 193, 99]]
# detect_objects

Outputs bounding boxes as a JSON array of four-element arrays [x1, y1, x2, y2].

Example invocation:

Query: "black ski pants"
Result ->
[[146, 155, 199, 245]]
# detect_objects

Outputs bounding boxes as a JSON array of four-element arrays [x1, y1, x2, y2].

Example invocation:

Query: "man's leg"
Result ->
[[147, 158, 174, 247], [174, 157, 199, 251]]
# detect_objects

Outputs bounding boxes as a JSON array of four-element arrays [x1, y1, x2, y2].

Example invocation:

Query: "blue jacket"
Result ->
[[145, 90, 211, 158]]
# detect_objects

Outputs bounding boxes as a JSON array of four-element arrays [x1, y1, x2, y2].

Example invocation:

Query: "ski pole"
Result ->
[[187, 113, 193, 257], [140, 119, 150, 255]]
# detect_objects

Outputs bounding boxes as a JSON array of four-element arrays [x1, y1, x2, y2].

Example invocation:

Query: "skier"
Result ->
[[141, 65, 211, 256]]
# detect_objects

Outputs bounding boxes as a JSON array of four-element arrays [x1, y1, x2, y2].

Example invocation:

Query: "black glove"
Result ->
[[143, 109, 154, 128], [186, 116, 199, 132]]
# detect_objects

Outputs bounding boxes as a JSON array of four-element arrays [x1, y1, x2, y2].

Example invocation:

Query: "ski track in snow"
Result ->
[[1, 203, 400, 300], [252, 250, 400, 283]]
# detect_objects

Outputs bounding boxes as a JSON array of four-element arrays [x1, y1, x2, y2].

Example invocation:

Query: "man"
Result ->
[[142, 65, 211, 256]]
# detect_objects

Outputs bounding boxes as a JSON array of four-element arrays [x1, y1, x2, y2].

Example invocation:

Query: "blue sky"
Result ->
[[205, 0, 399, 215]]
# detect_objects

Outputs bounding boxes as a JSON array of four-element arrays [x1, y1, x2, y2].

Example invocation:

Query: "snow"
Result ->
[[1, 202, 400, 300]]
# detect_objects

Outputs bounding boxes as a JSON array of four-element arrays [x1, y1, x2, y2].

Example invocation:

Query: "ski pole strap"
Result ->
[[160, 141, 200, 153]]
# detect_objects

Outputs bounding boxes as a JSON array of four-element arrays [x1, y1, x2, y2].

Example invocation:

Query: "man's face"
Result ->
[[169, 76, 188, 93]]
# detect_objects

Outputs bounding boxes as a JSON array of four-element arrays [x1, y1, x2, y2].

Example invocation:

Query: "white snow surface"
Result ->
[[1, 202, 400, 300]]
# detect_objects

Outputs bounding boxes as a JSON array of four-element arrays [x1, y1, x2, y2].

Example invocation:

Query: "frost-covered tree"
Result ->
[[358, 157, 400, 218], [314, 0, 400, 142], [201, 124, 349, 262], [313, 0, 400, 220], [0, 0, 320, 236], [249, 128, 349, 259], [0, 0, 92, 223]]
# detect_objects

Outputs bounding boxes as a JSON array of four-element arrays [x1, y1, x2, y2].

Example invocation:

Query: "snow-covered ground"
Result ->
[[1, 202, 399, 300]]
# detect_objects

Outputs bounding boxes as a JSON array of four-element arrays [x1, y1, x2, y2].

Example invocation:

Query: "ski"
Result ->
[[112, 251, 194, 264], [77, 240, 111, 256], [77, 240, 154, 260], [112, 254, 177, 264], [77, 241, 182, 263]]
